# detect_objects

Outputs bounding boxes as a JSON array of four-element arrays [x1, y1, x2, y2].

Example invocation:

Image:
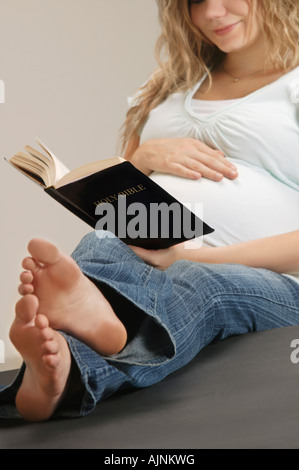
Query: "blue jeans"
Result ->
[[1, 231, 299, 418]]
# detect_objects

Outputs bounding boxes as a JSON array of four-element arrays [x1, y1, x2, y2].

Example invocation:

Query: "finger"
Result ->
[[182, 155, 238, 180], [192, 140, 227, 159], [181, 157, 224, 181], [192, 142, 238, 169], [166, 161, 202, 180], [129, 245, 164, 268], [129, 245, 147, 257], [199, 152, 238, 172], [184, 147, 233, 168], [193, 160, 238, 180], [129, 245, 155, 263], [202, 164, 238, 180]]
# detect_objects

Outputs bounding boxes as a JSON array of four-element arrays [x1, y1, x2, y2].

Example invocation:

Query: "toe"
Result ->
[[28, 239, 61, 265], [22, 257, 40, 273], [35, 314, 50, 330], [20, 271, 34, 284], [42, 353, 60, 369], [18, 283, 34, 295], [41, 339, 59, 355], [15, 294, 39, 324]]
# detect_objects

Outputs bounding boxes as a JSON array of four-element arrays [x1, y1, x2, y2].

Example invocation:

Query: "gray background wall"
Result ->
[[0, 0, 159, 371]]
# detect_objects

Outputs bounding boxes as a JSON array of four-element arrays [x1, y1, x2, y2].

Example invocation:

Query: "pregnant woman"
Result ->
[[1, 0, 299, 421]]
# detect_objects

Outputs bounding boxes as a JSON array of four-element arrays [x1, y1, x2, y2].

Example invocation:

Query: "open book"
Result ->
[[6, 138, 214, 249], [7, 137, 125, 189]]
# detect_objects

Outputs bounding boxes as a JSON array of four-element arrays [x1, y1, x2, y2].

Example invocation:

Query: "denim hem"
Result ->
[[72, 232, 177, 365], [79, 272, 177, 367], [0, 365, 25, 419], [55, 333, 98, 418]]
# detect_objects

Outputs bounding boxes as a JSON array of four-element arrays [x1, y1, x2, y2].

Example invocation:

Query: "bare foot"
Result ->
[[9, 294, 71, 421], [18, 238, 127, 356]]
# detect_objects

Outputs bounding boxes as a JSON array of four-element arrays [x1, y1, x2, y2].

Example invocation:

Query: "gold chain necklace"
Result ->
[[221, 63, 265, 83]]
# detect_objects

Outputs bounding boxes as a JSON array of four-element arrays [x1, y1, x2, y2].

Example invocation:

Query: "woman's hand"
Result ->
[[128, 137, 238, 181], [129, 244, 182, 270], [129, 242, 214, 270]]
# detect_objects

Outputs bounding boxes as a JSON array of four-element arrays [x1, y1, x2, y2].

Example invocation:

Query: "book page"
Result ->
[[54, 157, 125, 188], [35, 137, 70, 184], [5, 157, 46, 187]]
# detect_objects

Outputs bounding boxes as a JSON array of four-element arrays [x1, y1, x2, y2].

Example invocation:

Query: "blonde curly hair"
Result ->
[[119, 0, 299, 153]]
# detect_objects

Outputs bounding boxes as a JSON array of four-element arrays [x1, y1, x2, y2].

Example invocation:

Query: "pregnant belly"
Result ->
[[149, 162, 299, 247]]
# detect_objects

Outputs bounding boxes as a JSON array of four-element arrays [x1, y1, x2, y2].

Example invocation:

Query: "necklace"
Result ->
[[221, 63, 265, 83]]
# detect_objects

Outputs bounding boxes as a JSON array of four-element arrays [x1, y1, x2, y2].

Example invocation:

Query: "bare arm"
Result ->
[[130, 230, 299, 274], [188, 230, 299, 274]]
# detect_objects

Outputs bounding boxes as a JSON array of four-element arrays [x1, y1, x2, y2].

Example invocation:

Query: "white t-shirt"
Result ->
[[135, 67, 299, 283]]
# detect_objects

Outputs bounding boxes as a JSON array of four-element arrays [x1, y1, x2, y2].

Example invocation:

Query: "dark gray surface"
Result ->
[[1, 326, 299, 449]]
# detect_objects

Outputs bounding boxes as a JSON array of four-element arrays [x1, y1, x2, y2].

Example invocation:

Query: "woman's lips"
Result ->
[[214, 21, 241, 36]]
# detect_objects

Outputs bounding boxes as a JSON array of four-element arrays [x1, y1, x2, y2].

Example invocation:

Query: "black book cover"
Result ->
[[45, 161, 214, 249]]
